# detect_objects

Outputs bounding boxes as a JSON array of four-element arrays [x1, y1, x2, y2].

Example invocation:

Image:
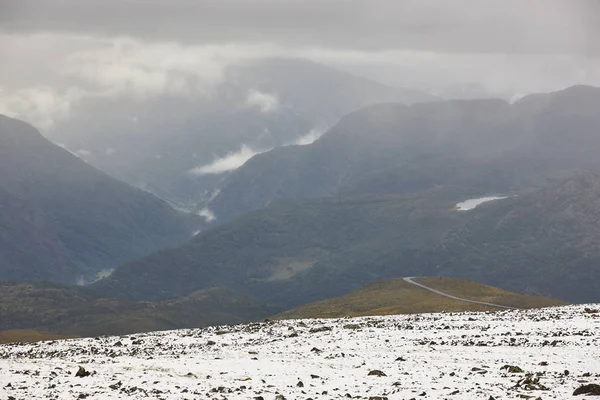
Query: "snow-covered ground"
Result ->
[[456, 196, 509, 211], [1, 305, 598, 399]]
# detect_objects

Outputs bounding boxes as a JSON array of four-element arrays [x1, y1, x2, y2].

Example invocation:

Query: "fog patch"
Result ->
[[246, 89, 279, 113], [188, 144, 268, 175], [197, 207, 216, 223], [290, 127, 327, 146]]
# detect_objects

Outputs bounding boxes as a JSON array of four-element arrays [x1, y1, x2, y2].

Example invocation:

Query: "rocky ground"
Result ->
[[0, 304, 599, 399]]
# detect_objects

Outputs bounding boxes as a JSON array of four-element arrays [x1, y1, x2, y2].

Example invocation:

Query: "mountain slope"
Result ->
[[209, 85, 600, 223], [92, 186, 476, 305], [0, 115, 196, 284], [96, 171, 600, 306], [275, 277, 566, 320], [0, 281, 276, 337], [433, 170, 600, 303]]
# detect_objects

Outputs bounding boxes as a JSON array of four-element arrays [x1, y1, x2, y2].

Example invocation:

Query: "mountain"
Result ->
[[43, 58, 436, 206], [0, 281, 277, 337], [94, 171, 600, 306], [275, 277, 566, 320], [0, 114, 196, 284], [208, 85, 600, 223], [432, 170, 600, 303]]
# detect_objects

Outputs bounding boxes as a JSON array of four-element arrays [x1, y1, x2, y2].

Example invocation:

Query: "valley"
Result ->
[[2, 4, 600, 398]]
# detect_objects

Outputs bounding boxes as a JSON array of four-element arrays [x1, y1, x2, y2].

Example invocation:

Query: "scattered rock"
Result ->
[[368, 370, 387, 377]]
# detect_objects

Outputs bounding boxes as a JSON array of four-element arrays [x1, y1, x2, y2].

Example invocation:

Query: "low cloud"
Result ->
[[197, 207, 216, 223], [291, 128, 326, 146], [246, 89, 279, 113], [188, 144, 267, 176], [0, 86, 83, 130]]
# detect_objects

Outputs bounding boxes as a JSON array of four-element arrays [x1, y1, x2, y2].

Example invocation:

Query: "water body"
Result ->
[[455, 196, 508, 211]]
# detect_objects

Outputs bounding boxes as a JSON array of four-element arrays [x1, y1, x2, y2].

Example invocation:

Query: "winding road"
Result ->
[[403, 277, 519, 310]]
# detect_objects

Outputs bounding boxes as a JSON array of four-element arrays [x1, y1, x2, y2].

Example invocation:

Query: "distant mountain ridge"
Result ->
[[208, 85, 600, 223], [0, 114, 197, 284]]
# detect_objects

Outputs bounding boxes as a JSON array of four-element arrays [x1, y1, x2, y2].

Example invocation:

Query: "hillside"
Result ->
[[0, 305, 597, 399], [275, 277, 566, 320], [44, 58, 436, 206], [0, 114, 196, 284], [95, 171, 600, 306], [93, 186, 471, 306], [208, 85, 600, 223], [0, 281, 277, 337], [433, 170, 600, 303]]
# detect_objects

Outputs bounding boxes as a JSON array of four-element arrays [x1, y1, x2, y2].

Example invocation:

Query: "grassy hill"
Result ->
[[0, 282, 277, 338], [275, 277, 567, 319]]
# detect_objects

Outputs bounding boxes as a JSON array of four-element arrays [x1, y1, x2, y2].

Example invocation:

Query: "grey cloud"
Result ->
[[1, 0, 599, 55]]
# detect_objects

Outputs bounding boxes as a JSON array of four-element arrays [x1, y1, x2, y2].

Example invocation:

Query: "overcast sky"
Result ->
[[1, 0, 600, 130]]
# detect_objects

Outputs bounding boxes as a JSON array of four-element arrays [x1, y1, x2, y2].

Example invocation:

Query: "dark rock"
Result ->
[[309, 326, 332, 333], [109, 381, 122, 390], [368, 370, 387, 377], [573, 383, 600, 396], [501, 365, 524, 373], [75, 366, 91, 378]]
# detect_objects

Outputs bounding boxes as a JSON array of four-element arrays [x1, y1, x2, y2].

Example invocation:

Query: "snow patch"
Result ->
[[456, 196, 509, 211], [0, 305, 597, 399]]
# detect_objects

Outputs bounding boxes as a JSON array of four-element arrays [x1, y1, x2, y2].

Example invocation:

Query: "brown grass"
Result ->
[[0, 330, 74, 344], [275, 277, 567, 320]]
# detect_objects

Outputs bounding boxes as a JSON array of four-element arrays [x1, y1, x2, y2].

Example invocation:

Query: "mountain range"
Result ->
[[89, 86, 600, 307], [207, 85, 600, 223], [3, 84, 600, 338]]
